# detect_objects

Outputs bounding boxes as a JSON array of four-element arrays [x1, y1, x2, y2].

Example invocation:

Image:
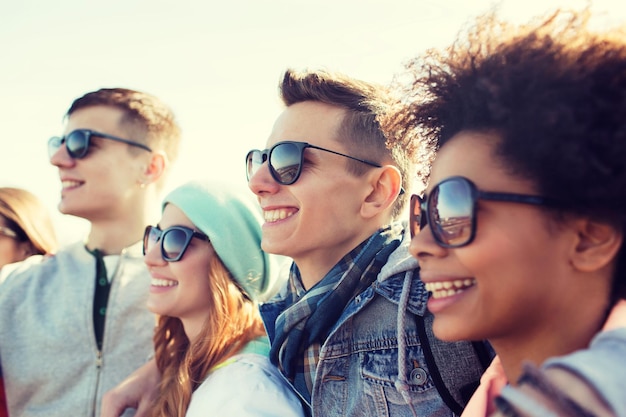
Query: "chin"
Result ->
[[146, 302, 166, 316], [261, 240, 290, 257], [432, 317, 479, 342]]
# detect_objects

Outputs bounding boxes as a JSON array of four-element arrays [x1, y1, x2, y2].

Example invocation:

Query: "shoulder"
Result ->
[[540, 327, 626, 415], [213, 353, 290, 389], [186, 354, 304, 417], [0, 254, 45, 278], [0, 243, 92, 289]]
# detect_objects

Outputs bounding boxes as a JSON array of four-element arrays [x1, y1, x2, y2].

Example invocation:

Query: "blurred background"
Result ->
[[2, 0, 623, 245]]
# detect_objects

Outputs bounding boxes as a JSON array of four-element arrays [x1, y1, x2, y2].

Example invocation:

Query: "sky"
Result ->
[[2, 0, 624, 244]]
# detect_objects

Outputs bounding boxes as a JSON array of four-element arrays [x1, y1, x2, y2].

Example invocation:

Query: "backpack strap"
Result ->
[[415, 311, 494, 415]]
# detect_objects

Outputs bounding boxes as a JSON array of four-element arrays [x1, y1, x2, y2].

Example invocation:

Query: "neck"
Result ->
[[86, 187, 161, 255], [492, 290, 611, 383], [293, 227, 382, 290], [182, 317, 205, 344]]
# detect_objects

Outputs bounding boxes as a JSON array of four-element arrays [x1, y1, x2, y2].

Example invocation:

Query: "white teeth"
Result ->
[[264, 209, 295, 222], [151, 278, 177, 287], [61, 180, 82, 188], [424, 279, 476, 299]]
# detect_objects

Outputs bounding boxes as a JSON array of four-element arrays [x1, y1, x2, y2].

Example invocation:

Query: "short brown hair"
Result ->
[[280, 68, 412, 219], [68, 88, 181, 165]]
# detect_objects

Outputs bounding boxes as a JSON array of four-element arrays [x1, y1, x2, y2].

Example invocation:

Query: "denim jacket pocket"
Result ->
[[360, 341, 451, 415]]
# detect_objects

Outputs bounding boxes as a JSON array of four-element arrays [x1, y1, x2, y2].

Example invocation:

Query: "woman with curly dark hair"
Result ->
[[383, 7, 626, 416]]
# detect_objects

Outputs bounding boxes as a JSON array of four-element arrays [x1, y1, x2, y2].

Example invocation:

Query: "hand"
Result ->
[[101, 359, 160, 417]]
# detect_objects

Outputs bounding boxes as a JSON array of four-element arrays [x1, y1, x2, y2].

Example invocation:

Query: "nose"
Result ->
[[408, 222, 448, 262], [143, 240, 166, 267], [49, 142, 75, 168], [247, 159, 280, 197]]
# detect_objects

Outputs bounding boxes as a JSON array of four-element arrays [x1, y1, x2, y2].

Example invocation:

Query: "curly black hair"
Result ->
[[382, 8, 626, 300]]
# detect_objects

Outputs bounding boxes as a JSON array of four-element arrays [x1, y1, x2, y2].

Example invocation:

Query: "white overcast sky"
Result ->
[[2, 0, 623, 244]]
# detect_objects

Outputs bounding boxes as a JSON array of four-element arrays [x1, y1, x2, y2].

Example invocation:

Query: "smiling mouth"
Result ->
[[151, 278, 178, 287], [424, 279, 476, 299], [61, 180, 83, 190], [264, 208, 296, 222]]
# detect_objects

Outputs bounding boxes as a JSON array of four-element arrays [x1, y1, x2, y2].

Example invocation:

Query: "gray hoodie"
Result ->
[[0, 241, 154, 417]]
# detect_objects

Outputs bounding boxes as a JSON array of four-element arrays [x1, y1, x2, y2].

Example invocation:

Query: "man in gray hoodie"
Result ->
[[0, 88, 181, 417]]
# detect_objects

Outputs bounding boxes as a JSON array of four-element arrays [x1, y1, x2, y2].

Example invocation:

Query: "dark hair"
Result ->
[[280, 68, 413, 219], [382, 8, 626, 300], [68, 88, 181, 166]]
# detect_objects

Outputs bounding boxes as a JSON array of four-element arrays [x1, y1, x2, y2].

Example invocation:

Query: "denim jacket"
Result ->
[[261, 232, 484, 417]]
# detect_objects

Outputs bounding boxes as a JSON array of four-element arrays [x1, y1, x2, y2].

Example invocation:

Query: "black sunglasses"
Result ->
[[245, 141, 382, 185], [48, 129, 152, 160], [143, 225, 210, 262], [410, 176, 556, 248]]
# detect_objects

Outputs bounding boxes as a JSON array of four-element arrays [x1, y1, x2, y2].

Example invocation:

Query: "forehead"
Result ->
[[430, 131, 537, 194], [160, 203, 195, 228], [64, 105, 127, 136], [266, 101, 346, 148], [429, 131, 502, 189]]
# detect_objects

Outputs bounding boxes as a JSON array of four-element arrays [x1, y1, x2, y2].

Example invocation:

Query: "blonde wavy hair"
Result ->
[[150, 250, 266, 417]]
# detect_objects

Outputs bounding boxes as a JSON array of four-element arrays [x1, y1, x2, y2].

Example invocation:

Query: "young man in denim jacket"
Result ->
[[245, 69, 490, 416]]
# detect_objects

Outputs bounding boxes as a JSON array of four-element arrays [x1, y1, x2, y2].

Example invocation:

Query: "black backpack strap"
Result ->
[[415, 312, 494, 415]]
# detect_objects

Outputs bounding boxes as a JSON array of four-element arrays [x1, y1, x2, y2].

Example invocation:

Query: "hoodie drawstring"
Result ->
[[394, 271, 418, 417]]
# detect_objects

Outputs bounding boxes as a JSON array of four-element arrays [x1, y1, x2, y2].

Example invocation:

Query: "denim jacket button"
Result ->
[[409, 367, 428, 385]]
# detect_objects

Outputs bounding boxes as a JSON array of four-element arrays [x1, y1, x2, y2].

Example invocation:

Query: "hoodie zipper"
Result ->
[[91, 350, 103, 417]]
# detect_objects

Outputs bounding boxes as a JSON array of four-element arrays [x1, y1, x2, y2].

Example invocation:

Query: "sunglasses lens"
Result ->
[[161, 228, 188, 261], [246, 150, 263, 181], [431, 179, 474, 247], [65, 130, 89, 159], [48, 137, 62, 159], [143, 226, 159, 255], [270, 142, 301, 185], [409, 194, 422, 238]]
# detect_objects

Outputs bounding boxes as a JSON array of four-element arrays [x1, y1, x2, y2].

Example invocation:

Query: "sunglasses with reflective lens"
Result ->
[[410, 176, 556, 248], [246, 141, 381, 185], [48, 129, 153, 160], [143, 225, 210, 262]]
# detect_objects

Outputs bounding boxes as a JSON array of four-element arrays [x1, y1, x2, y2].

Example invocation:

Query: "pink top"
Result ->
[[460, 299, 626, 416]]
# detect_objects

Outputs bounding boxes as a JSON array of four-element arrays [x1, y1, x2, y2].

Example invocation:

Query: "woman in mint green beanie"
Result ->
[[143, 180, 303, 417]]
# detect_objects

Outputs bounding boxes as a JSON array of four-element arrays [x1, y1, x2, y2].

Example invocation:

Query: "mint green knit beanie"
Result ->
[[162, 180, 277, 302]]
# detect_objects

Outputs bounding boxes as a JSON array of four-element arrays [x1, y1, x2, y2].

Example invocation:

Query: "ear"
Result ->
[[140, 151, 168, 186], [361, 165, 403, 219], [570, 218, 623, 273]]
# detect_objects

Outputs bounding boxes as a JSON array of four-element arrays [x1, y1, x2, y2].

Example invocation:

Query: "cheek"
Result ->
[[0, 241, 20, 266], [456, 214, 563, 295], [175, 256, 211, 285]]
